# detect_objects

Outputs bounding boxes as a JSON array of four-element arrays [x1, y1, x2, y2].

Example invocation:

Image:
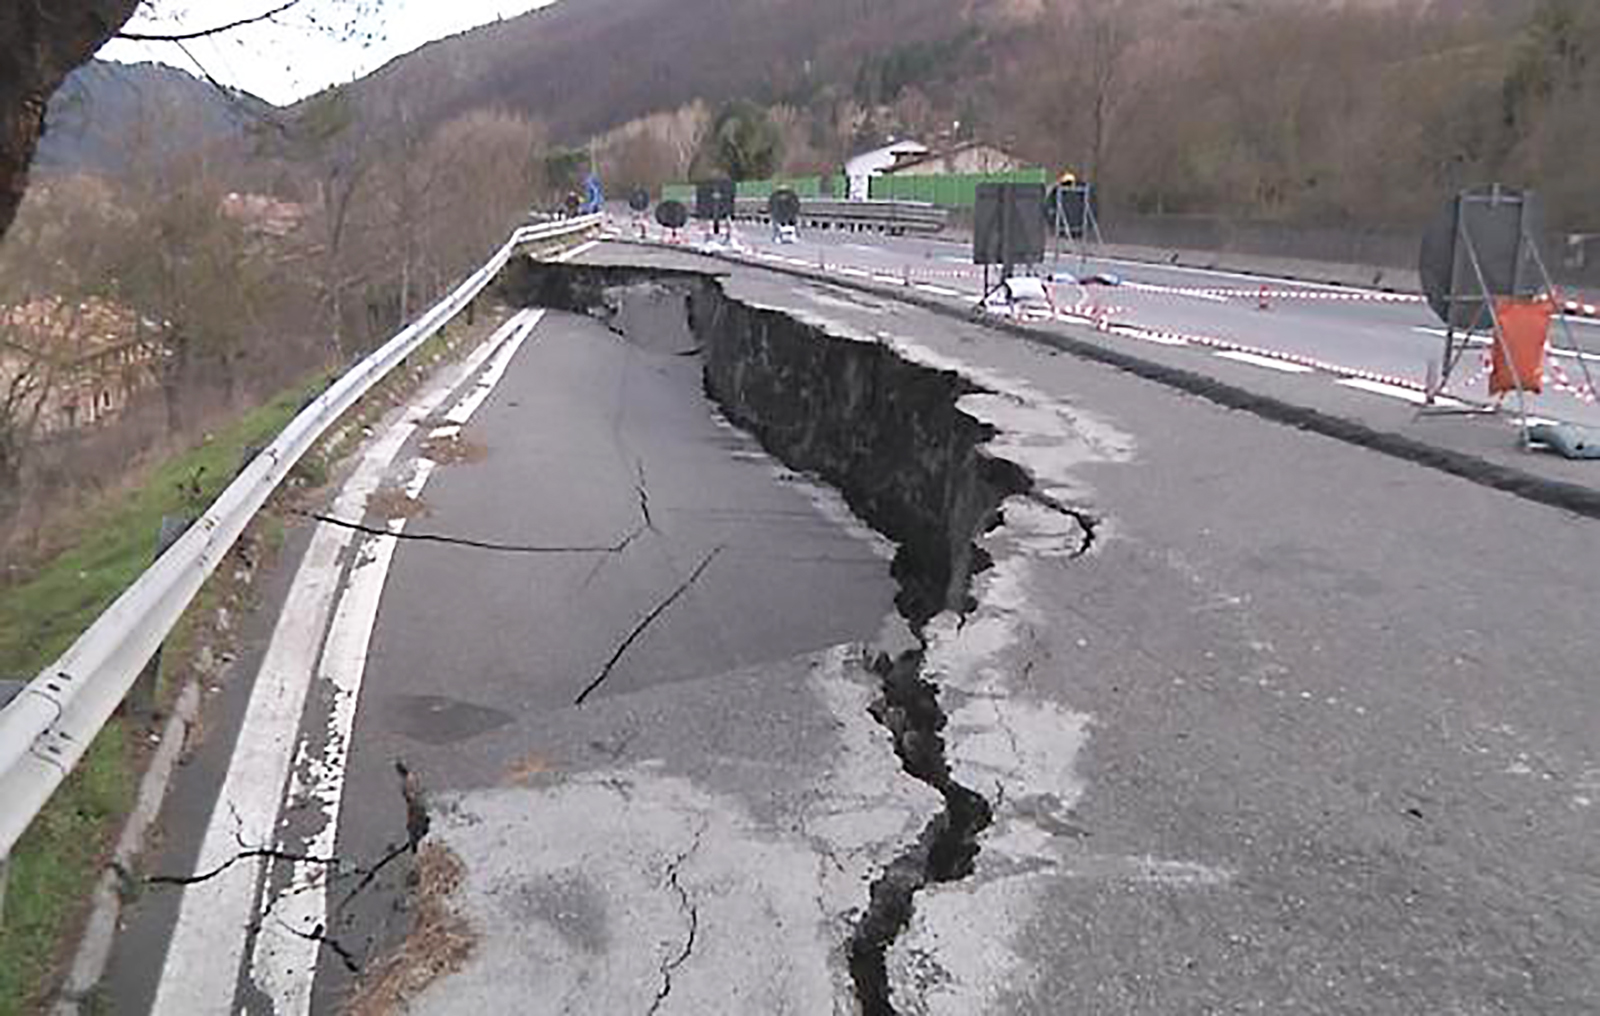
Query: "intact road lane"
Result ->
[[713, 223, 1600, 430]]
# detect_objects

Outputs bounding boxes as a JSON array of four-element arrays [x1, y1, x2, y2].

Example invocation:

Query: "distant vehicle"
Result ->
[[775, 224, 800, 244]]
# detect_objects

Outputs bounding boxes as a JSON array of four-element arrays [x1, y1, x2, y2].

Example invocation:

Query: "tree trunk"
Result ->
[[0, 1, 142, 241], [163, 333, 191, 436]]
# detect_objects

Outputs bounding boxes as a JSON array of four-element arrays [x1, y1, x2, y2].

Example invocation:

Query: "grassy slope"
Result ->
[[0, 375, 327, 1015]]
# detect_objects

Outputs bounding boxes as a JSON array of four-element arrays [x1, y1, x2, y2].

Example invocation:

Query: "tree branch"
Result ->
[[115, 0, 306, 42]]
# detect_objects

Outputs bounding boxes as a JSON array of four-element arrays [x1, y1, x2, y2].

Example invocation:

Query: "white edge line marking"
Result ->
[[246, 517, 405, 1014], [153, 310, 541, 1015], [442, 310, 546, 426], [1214, 350, 1315, 373], [916, 284, 964, 297], [554, 239, 601, 263], [1337, 376, 1461, 406], [1413, 326, 1600, 365], [246, 310, 536, 1008]]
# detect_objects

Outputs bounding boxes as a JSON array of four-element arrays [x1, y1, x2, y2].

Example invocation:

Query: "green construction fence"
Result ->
[[868, 168, 1049, 208]]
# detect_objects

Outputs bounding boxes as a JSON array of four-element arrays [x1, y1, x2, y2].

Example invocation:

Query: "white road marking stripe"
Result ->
[[837, 267, 869, 278], [1337, 377, 1457, 406], [554, 239, 601, 262], [872, 275, 904, 285], [246, 309, 538, 1008], [1412, 326, 1600, 365], [247, 515, 405, 1015], [151, 309, 542, 1015], [1214, 350, 1314, 373], [443, 311, 546, 426], [916, 284, 964, 297]]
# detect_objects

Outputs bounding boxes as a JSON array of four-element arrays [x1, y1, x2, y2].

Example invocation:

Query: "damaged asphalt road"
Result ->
[[487, 247, 1597, 1014], [106, 242, 1600, 1015]]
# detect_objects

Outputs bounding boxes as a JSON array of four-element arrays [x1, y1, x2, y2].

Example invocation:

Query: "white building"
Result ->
[[844, 140, 929, 201]]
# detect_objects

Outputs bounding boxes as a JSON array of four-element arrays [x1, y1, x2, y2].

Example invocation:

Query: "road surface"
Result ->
[[94, 239, 1600, 1014]]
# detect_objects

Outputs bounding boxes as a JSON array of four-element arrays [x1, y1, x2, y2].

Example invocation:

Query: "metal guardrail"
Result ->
[[731, 197, 948, 235], [0, 214, 601, 861]]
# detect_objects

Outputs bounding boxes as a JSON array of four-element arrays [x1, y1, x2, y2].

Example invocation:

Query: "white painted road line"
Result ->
[[555, 239, 601, 263], [1214, 350, 1315, 373], [1412, 326, 1600, 364], [150, 308, 543, 1015], [1337, 377, 1460, 406], [444, 311, 546, 426], [247, 508, 408, 1016], [917, 284, 964, 297], [250, 298, 543, 1005], [246, 308, 542, 1011]]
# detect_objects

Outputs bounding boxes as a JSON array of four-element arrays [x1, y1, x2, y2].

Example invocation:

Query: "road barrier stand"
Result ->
[[126, 516, 192, 717]]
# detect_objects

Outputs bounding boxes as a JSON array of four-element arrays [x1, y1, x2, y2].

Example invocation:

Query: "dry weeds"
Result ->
[[343, 843, 477, 1016]]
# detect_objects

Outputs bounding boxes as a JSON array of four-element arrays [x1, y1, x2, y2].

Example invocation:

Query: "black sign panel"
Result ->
[[628, 187, 651, 213], [974, 183, 1047, 266], [769, 188, 801, 227], [695, 180, 736, 221], [656, 200, 689, 230], [1046, 184, 1094, 239], [1420, 185, 1543, 329]]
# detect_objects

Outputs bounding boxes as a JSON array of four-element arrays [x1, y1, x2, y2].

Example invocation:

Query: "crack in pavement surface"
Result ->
[[573, 547, 724, 706], [295, 509, 646, 556], [499, 263, 1124, 1014], [648, 820, 708, 1016]]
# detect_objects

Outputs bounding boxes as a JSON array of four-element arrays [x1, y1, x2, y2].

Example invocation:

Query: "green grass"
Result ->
[[0, 373, 328, 1015]]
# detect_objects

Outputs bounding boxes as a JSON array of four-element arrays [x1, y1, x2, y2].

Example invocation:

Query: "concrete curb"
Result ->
[[50, 680, 202, 1015]]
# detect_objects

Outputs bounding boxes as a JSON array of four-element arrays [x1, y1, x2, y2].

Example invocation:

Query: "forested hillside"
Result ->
[[336, 0, 1594, 232]]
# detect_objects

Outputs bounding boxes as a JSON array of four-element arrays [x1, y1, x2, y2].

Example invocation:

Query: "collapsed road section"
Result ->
[[490, 257, 1114, 1014]]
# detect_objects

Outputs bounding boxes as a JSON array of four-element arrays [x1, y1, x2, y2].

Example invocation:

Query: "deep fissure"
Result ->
[[503, 259, 1065, 1014]]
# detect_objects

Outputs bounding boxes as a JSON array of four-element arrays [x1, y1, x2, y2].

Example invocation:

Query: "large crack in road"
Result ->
[[503, 258, 1095, 1015]]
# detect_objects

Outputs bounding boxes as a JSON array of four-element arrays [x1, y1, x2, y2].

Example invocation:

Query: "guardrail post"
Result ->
[[0, 679, 17, 923], [126, 516, 191, 717]]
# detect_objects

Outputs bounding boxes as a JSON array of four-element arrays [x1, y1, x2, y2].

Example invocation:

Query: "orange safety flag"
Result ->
[[1489, 297, 1552, 396]]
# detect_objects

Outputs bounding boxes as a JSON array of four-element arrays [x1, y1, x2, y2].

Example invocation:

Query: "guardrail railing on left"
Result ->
[[0, 214, 601, 865]]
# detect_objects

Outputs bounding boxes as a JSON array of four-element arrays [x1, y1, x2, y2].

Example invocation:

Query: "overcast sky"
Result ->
[[99, 0, 560, 106]]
